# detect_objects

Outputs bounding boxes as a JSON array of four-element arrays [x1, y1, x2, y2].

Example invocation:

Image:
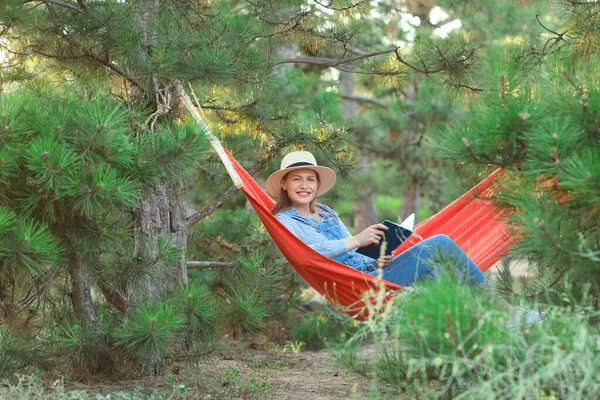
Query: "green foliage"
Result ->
[[0, 82, 211, 374], [190, 208, 260, 247], [135, 119, 208, 183], [0, 372, 211, 399], [0, 326, 20, 376], [114, 302, 184, 361], [56, 323, 109, 374], [428, 2, 600, 299], [203, 367, 272, 400], [0, 212, 63, 276], [292, 312, 357, 351], [331, 278, 600, 398], [0, 327, 54, 378], [171, 282, 220, 351], [3, 0, 598, 383], [220, 251, 287, 335]]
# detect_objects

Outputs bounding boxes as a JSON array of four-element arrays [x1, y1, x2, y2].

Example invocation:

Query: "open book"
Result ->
[[356, 214, 415, 260]]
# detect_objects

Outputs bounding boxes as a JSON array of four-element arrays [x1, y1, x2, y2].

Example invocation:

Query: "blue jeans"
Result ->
[[368, 234, 487, 287]]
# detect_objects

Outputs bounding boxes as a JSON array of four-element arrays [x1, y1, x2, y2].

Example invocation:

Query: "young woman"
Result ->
[[267, 151, 487, 287]]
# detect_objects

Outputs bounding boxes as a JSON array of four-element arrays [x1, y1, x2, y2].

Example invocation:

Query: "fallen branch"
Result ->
[[341, 94, 388, 108], [187, 261, 236, 269]]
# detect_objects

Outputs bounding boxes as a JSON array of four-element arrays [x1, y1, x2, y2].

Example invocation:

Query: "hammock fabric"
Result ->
[[177, 86, 514, 318], [226, 151, 514, 319]]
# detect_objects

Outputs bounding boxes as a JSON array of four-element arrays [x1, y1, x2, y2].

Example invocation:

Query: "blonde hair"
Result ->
[[271, 171, 320, 215]]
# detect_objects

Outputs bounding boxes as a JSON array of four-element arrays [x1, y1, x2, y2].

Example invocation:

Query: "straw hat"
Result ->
[[266, 151, 337, 198]]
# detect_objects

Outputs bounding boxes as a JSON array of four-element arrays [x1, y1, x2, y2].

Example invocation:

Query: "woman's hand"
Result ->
[[353, 223, 388, 248], [376, 255, 393, 268]]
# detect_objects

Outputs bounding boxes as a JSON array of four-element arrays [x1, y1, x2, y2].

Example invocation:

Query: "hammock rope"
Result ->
[[177, 86, 514, 319]]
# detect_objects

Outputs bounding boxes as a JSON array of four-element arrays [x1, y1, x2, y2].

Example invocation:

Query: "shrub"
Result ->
[[220, 251, 286, 336], [292, 312, 356, 350], [114, 302, 183, 369], [330, 276, 600, 398], [171, 282, 220, 352]]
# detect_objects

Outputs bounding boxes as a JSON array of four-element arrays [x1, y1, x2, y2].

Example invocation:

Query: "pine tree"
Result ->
[[430, 0, 600, 302], [0, 0, 514, 374]]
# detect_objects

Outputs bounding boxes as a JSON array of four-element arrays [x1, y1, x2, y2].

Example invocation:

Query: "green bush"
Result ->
[[330, 277, 600, 399], [56, 323, 111, 375], [0, 327, 22, 376], [114, 302, 184, 362], [220, 251, 287, 335], [292, 312, 357, 350], [171, 282, 220, 352]]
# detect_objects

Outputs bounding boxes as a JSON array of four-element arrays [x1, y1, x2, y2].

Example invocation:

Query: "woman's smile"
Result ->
[[296, 190, 312, 197], [282, 169, 320, 211]]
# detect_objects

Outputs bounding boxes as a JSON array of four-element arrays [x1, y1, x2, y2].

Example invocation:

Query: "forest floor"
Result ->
[[3, 267, 529, 399], [49, 346, 385, 400]]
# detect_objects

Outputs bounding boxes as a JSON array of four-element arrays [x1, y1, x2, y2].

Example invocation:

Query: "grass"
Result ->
[[0, 365, 275, 400]]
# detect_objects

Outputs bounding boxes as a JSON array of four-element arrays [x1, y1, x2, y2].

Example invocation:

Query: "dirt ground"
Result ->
[[195, 347, 377, 399], [57, 347, 383, 400]]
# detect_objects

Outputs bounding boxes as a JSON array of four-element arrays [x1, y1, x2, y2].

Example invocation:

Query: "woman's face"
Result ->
[[281, 169, 320, 208]]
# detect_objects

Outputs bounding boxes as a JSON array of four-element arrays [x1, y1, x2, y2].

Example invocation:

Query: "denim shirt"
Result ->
[[275, 204, 377, 272]]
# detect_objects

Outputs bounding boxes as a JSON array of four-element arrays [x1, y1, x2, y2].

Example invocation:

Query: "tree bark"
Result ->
[[398, 178, 421, 221], [70, 257, 114, 373], [127, 0, 188, 375], [340, 72, 378, 232], [352, 154, 379, 232], [187, 261, 236, 269], [98, 282, 127, 313], [396, 81, 423, 222], [133, 179, 188, 302], [71, 258, 100, 330], [129, 0, 188, 297]]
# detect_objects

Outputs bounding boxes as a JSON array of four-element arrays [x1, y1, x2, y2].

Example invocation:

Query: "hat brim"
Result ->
[[265, 166, 337, 199]]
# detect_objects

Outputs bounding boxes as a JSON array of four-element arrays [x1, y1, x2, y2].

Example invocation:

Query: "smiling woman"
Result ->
[[279, 169, 320, 214], [267, 151, 489, 288]]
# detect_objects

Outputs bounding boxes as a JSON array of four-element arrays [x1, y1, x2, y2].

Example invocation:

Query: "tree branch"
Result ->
[[98, 282, 127, 313], [73, 41, 143, 88], [444, 80, 484, 93], [536, 14, 569, 54], [26, 0, 85, 14], [186, 185, 238, 227], [394, 48, 443, 75], [341, 94, 388, 108], [274, 46, 400, 69], [313, 0, 367, 12], [41, 14, 143, 88], [199, 100, 258, 112], [187, 261, 236, 269], [273, 55, 354, 68], [186, 156, 269, 227], [273, 54, 402, 76]]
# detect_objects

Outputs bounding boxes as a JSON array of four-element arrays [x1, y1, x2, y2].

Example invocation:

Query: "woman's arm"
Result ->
[[276, 214, 349, 258], [337, 216, 388, 251], [276, 213, 387, 259]]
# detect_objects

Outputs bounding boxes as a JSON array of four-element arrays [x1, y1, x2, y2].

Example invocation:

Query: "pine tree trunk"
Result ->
[[133, 178, 188, 301], [130, 0, 188, 299], [129, 0, 188, 375], [340, 72, 378, 232], [71, 258, 113, 372], [398, 178, 421, 221], [352, 154, 379, 232], [71, 258, 100, 330], [397, 81, 422, 222]]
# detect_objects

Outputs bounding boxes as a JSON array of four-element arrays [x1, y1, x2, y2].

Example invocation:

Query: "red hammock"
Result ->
[[226, 152, 514, 319], [175, 88, 514, 319]]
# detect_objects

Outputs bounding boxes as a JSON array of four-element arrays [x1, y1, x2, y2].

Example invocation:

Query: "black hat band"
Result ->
[[285, 162, 316, 168]]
